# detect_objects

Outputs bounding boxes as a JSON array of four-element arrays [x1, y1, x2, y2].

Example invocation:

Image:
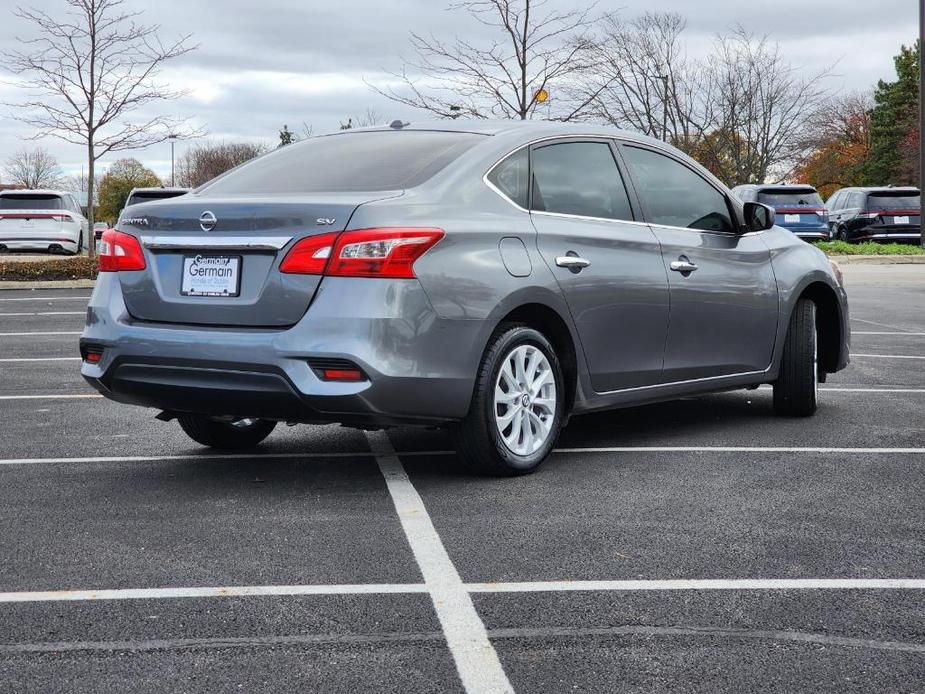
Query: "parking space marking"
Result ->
[[466, 578, 925, 593], [0, 451, 381, 466], [0, 311, 85, 317], [1, 578, 922, 605], [553, 446, 925, 454], [0, 583, 428, 604], [3, 445, 925, 468], [853, 331, 925, 336], [0, 357, 81, 362], [0, 296, 90, 302], [852, 353, 925, 360], [0, 394, 101, 401], [0, 331, 81, 337], [367, 431, 514, 694]]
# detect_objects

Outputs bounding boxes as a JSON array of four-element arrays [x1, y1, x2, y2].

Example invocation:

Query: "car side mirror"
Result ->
[[743, 201, 775, 232]]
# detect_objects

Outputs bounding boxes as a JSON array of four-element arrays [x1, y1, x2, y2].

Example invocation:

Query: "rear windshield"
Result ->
[[757, 189, 823, 207], [126, 191, 186, 206], [867, 192, 920, 210], [200, 131, 485, 195], [0, 194, 63, 210]]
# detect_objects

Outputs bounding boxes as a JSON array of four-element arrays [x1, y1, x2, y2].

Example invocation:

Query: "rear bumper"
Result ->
[[80, 273, 486, 426], [790, 229, 831, 241], [852, 231, 921, 243], [0, 234, 80, 252]]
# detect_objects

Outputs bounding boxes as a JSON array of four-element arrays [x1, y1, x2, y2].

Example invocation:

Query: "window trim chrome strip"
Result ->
[[140, 235, 293, 251]]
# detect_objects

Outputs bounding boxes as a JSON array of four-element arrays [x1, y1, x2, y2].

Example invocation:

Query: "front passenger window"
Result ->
[[622, 146, 734, 233]]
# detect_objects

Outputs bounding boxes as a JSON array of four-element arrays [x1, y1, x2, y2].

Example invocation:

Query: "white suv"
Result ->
[[0, 190, 89, 254]]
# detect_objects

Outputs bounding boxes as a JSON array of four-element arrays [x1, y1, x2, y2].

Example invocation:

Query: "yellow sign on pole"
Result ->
[[534, 89, 549, 104]]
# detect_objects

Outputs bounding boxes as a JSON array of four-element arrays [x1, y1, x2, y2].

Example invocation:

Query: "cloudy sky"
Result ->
[[0, 0, 919, 182]]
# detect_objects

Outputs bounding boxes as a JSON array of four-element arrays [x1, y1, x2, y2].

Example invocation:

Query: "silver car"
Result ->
[[81, 121, 850, 475]]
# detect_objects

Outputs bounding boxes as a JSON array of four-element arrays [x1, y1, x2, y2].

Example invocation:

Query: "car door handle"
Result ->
[[670, 259, 698, 273], [556, 255, 591, 270]]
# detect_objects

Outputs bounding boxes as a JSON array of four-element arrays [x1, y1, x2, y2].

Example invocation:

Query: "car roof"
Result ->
[[0, 189, 70, 196], [330, 119, 661, 144], [835, 186, 920, 194], [733, 184, 817, 191], [128, 187, 189, 195]]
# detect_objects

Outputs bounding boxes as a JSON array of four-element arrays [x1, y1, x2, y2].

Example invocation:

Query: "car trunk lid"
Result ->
[[118, 193, 398, 327]]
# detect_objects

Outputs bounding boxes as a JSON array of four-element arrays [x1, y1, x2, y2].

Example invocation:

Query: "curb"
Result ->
[[828, 255, 925, 265], [0, 279, 96, 290]]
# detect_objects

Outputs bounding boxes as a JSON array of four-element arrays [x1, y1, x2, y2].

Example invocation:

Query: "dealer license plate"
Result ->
[[181, 255, 241, 297]]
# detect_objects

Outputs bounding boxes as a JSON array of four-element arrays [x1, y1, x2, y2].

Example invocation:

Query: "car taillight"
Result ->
[[280, 228, 445, 279], [279, 232, 340, 275], [327, 228, 444, 279], [98, 229, 146, 272]]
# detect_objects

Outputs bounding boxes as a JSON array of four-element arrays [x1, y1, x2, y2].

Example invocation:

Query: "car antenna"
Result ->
[[389, 120, 410, 129]]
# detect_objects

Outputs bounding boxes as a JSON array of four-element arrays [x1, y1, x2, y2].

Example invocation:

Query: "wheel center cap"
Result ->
[[520, 393, 532, 408]]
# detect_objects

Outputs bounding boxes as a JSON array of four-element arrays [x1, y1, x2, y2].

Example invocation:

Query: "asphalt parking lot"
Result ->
[[0, 264, 923, 693]]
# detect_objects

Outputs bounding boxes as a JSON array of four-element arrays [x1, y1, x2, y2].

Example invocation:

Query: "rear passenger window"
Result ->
[[530, 142, 633, 221], [486, 148, 528, 208], [622, 146, 734, 233]]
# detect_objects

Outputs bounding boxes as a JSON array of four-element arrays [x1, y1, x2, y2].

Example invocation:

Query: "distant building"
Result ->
[[0, 183, 25, 191]]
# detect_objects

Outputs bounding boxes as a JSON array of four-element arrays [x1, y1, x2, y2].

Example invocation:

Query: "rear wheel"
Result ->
[[773, 299, 818, 417], [177, 415, 277, 449], [453, 325, 564, 476]]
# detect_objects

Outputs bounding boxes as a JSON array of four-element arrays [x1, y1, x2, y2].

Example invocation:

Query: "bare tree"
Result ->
[[3, 0, 199, 252], [340, 108, 384, 130], [175, 141, 269, 188], [371, 0, 604, 120], [3, 147, 63, 188], [584, 17, 831, 185], [59, 169, 104, 210], [699, 27, 832, 184], [578, 12, 701, 144]]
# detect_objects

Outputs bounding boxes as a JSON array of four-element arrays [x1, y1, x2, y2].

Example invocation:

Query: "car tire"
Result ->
[[177, 415, 277, 449], [452, 324, 565, 476], [773, 299, 818, 417]]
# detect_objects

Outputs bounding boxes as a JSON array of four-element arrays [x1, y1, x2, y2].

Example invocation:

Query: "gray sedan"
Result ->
[[80, 121, 850, 475]]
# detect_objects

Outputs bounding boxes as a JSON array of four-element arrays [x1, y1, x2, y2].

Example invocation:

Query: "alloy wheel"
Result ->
[[493, 344, 557, 456]]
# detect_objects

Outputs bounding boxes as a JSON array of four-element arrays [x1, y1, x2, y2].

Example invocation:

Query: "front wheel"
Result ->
[[453, 325, 565, 476], [177, 415, 277, 449], [773, 299, 818, 417]]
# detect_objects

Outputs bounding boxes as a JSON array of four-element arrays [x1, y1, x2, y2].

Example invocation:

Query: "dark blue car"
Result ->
[[732, 184, 830, 241]]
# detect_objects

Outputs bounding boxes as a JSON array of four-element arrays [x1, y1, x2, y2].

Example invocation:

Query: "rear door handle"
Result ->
[[670, 258, 698, 274], [556, 255, 591, 270]]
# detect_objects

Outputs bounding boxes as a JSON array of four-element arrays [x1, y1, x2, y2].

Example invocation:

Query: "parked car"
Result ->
[[731, 184, 830, 241], [826, 186, 921, 243], [80, 122, 850, 475], [0, 189, 88, 254], [97, 187, 191, 241]]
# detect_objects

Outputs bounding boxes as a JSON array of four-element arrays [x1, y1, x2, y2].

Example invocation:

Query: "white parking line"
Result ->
[[0, 451, 379, 466], [0, 394, 101, 401], [467, 578, 925, 593], [0, 311, 85, 317], [553, 446, 925, 454], [0, 583, 428, 604], [853, 331, 925, 336], [852, 353, 925, 360], [1, 578, 923, 605], [0, 296, 90, 302], [0, 357, 80, 362], [0, 332, 80, 337], [3, 445, 925, 467], [367, 431, 514, 694]]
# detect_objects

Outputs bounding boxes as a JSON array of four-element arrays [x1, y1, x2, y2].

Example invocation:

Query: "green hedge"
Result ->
[[812, 241, 925, 256], [0, 256, 98, 281]]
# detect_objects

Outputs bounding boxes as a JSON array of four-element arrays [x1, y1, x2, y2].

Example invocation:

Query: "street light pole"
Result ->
[[169, 134, 177, 187], [658, 74, 670, 143]]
